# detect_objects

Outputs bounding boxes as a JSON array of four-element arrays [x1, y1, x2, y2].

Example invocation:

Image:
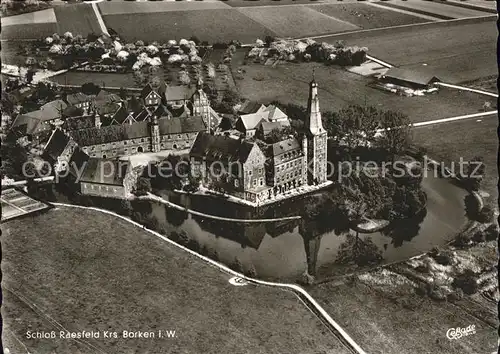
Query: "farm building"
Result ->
[[379, 67, 441, 89]]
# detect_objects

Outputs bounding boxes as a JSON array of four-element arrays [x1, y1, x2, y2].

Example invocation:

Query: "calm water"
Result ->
[[147, 173, 468, 281]]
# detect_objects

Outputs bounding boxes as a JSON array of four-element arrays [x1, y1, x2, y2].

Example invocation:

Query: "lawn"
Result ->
[[236, 6, 360, 38], [102, 9, 278, 44], [319, 17, 497, 83], [1, 207, 349, 354], [413, 115, 498, 200], [309, 267, 497, 354], [308, 3, 429, 29], [233, 61, 490, 124], [53, 3, 103, 37], [378, 0, 492, 19]]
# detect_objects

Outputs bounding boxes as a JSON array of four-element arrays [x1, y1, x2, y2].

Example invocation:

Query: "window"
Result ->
[[259, 178, 263, 186], [234, 179, 239, 188], [248, 170, 252, 176], [124, 141, 127, 145], [178, 135, 182, 139], [137, 147, 143, 153], [258, 168, 263, 174], [253, 179, 257, 187]]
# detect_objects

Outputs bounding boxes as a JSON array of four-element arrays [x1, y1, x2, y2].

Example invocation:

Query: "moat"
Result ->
[[144, 173, 468, 281]]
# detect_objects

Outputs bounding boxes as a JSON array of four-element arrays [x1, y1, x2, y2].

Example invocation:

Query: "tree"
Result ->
[[178, 70, 191, 85], [377, 110, 411, 158], [231, 257, 244, 273], [336, 233, 383, 267], [134, 177, 152, 196], [264, 35, 275, 47], [247, 264, 257, 278], [463, 156, 485, 191], [189, 36, 200, 45], [81, 82, 101, 95]]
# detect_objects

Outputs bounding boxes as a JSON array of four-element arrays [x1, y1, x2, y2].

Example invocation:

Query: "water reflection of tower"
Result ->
[[298, 219, 323, 277]]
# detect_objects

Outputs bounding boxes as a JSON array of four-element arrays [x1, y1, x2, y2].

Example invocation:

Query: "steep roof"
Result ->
[[66, 92, 91, 105], [259, 121, 283, 136], [69, 121, 150, 146], [165, 85, 196, 101], [263, 105, 288, 122], [80, 158, 130, 186], [62, 115, 96, 131], [238, 113, 265, 131], [382, 67, 440, 86], [238, 100, 265, 115], [68, 147, 90, 178], [140, 84, 156, 100], [190, 132, 256, 163], [40, 99, 67, 119], [42, 129, 70, 163], [158, 115, 206, 135], [270, 138, 301, 157]]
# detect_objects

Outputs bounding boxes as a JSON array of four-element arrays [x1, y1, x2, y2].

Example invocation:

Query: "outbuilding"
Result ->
[[379, 67, 441, 90]]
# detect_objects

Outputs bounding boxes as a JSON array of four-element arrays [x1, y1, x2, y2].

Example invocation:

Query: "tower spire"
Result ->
[[306, 74, 323, 135]]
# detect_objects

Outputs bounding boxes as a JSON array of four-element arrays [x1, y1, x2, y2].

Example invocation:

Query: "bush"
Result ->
[[428, 284, 447, 301], [433, 251, 453, 266], [178, 230, 190, 246], [246, 264, 257, 278], [454, 232, 470, 248], [169, 231, 180, 242], [416, 283, 427, 296], [231, 257, 244, 273], [477, 206, 494, 223], [472, 230, 486, 243], [484, 224, 499, 241], [298, 271, 315, 286], [452, 270, 479, 295], [447, 288, 464, 303]]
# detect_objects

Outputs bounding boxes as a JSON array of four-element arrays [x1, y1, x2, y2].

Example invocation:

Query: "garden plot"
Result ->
[[308, 3, 429, 29], [102, 9, 277, 44], [237, 6, 360, 38]]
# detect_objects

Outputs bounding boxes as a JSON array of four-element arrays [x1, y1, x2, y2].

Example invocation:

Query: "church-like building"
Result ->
[[189, 76, 328, 204]]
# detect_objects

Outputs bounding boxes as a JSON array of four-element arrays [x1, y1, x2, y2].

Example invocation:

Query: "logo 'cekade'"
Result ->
[[446, 325, 476, 340]]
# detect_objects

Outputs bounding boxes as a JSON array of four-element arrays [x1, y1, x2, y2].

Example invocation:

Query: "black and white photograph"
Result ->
[[1, 0, 498, 353]]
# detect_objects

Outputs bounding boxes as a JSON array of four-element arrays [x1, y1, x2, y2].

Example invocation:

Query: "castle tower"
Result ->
[[192, 77, 211, 133], [304, 71, 328, 185], [150, 115, 160, 152]]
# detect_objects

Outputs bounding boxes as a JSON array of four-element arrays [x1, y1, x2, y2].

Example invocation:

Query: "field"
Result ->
[[1, 23, 57, 40], [102, 9, 277, 44], [236, 6, 359, 38], [232, 60, 491, 124], [319, 17, 497, 83], [309, 3, 429, 29], [378, 0, 492, 19], [310, 268, 497, 354], [98, 1, 232, 15], [413, 115, 498, 200], [1, 207, 349, 354], [53, 3, 103, 37]]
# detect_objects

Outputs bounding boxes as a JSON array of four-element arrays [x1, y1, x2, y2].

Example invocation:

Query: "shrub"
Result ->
[[454, 232, 470, 248], [428, 284, 447, 301], [433, 251, 454, 266], [246, 264, 257, 278], [169, 231, 180, 242], [477, 206, 494, 223], [484, 224, 499, 241], [188, 239, 200, 252], [231, 257, 244, 273], [447, 288, 464, 303], [178, 230, 190, 245], [415, 283, 427, 296], [472, 230, 486, 243], [452, 270, 479, 295], [298, 271, 315, 286]]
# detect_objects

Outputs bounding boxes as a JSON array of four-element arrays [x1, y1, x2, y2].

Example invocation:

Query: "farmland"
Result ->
[[413, 115, 498, 199], [102, 9, 277, 44], [98, 1, 232, 15], [2, 206, 349, 354], [309, 3, 429, 29], [377, 0, 492, 20], [310, 267, 498, 354], [236, 6, 359, 38], [232, 60, 491, 124], [53, 3, 103, 37], [319, 17, 497, 83]]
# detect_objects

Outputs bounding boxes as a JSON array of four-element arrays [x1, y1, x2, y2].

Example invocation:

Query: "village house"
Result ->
[[79, 158, 137, 199], [235, 104, 290, 138], [379, 67, 441, 90], [265, 138, 305, 195], [65, 92, 93, 112]]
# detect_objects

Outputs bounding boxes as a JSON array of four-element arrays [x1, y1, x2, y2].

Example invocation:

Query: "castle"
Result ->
[[189, 76, 328, 204]]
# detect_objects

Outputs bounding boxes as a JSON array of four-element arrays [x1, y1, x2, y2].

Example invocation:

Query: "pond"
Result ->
[[142, 173, 469, 281]]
